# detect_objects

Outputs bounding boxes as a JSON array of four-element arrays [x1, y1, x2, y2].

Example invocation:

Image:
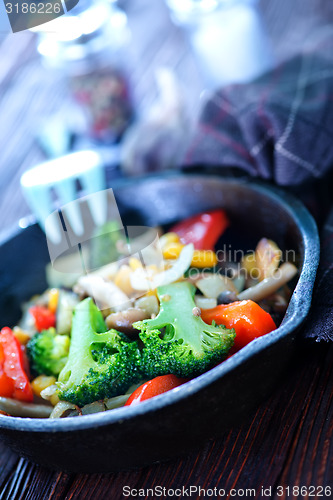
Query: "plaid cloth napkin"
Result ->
[[184, 53, 333, 341]]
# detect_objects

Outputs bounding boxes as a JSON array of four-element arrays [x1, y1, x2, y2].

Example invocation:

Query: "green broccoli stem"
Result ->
[[57, 298, 143, 406], [58, 298, 113, 385]]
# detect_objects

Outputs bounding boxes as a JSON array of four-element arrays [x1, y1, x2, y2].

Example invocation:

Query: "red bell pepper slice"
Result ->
[[0, 344, 14, 398], [0, 327, 33, 402], [201, 300, 276, 353], [125, 374, 188, 406], [170, 210, 229, 250], [30, 305, 56, 332]]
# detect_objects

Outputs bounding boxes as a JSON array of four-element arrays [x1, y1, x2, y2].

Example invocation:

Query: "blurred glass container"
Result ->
[[36, 0, 133, 144], [165, 0, 274, 88]]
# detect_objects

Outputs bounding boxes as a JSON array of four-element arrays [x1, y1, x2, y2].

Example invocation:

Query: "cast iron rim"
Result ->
[[0, 174, 320, 432]]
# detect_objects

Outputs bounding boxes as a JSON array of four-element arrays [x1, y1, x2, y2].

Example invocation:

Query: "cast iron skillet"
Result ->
[[0, 174, 319, 473]]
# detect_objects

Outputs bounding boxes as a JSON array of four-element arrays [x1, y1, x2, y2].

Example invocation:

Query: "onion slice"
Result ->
[[130, 244, 194, 291], [50, 401, 78, 419], [75, 275, 131, 311], [104, 394, 130, 410], [194, 296, 217, 309], [196, 274, 237, 298]]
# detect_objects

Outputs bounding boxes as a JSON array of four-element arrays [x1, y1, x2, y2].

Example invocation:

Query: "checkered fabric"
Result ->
[[185, 53, 333, 340]]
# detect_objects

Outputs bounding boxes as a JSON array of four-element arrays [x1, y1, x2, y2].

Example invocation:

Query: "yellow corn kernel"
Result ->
[[129, 257, 143, 271], [48, 288, 59, 314], [191, 250, 218, 268], [50, 393, 60, 406], [13, 326, 31, 346], [241, 252, 259, 278], [162, 242, 184, 260], [114, 265, 135, 295], [159, 232, 180, 249], [31, 375, 57, 398]]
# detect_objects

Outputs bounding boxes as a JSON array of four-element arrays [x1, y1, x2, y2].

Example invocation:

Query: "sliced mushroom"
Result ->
[[238, 262, 297, 302], [81, 401, 106, 415], [217, 290, 239, 305], [255, 238, 282, 281], [106, 308, 150, 337]]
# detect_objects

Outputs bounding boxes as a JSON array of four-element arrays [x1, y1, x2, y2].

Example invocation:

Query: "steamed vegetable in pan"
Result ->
[[0, 210, 298, 418]]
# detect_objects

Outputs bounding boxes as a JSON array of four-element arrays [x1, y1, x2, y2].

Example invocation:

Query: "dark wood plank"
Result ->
[[274, 343, 333, 492], [1, 340, 330, 500], [0, 444, 20, 493], [57, 342, 331, 498]]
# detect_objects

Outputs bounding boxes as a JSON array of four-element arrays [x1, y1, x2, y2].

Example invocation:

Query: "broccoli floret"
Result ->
[[27, 328, 70, 377], [57, 298, 142, 407], [134, 282, 235, 379]]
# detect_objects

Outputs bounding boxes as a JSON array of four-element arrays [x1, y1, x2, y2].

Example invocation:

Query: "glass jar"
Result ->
[[36, 0, 133, 143]]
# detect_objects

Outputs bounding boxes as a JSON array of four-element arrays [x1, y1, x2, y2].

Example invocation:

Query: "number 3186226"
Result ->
[[5, 3, 62, 14], [276, 486, 331, 497]]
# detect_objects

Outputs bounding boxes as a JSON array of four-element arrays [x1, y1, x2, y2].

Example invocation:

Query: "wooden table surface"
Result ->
[[0, 1, 332, 498]]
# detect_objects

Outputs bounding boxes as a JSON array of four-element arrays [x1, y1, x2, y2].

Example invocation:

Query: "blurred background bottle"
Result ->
[[165, 0, 274, 89], [36, 0, 133, 145]]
